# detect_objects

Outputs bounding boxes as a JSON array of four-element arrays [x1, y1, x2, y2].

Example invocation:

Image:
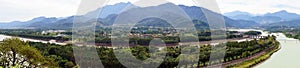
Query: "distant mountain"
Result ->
[[261, 11, 300, 29], [178, 5, 235, 27], [136, 17, 172, 27], [250, 10, 300, 24], [85, 2, 137, 18], [234, 20, 260, 27], [224, 11, 253, 20], [31, 16, 74, 29], [177, 5, 258, 28], [249, 16, 283, 24], [224, 10, 300, 25], [264, 19, 300, 27], [224, 11, 252, 17], [0, 2, 259, 29], [0, 21, 23, 29], [264, 10, 300, 20], [27, 17, 59, 28], [0, 17, 58, 29]]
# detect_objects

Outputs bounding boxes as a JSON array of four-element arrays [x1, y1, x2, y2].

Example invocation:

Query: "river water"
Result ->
[[228, 29, 300, 67], [256, 33, 300, 68], [0, 34, 67, 45]]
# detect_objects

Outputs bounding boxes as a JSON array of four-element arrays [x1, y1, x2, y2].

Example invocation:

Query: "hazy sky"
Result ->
[[217, 0, 300, 15], [0, 0, 300, 22]]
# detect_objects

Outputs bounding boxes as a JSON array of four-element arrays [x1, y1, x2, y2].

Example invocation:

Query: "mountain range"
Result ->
[[3, 2, 296, 29], [224, 10, 300, 25], [224, 11, 253, 20]]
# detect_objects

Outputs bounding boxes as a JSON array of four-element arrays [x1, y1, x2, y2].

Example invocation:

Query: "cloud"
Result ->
[[1, 0, 300, 22], [0, 0, 198, 22], [106, 0, 196, 6], [274, 4, 299, 9], [0, 0, 81, 22]]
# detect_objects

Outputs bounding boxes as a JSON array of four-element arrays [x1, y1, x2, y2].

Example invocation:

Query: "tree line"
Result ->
[[0, 35, 278, 68]]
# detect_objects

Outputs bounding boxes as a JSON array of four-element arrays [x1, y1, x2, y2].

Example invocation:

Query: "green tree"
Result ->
[[0, 38, 57, 67], [64, 61, 75, 68], [244, 31, 262, 35]]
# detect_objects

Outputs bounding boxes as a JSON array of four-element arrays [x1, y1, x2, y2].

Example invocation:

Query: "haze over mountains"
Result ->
[[224, 10, 300, 27], [0, 2, 299, 29]]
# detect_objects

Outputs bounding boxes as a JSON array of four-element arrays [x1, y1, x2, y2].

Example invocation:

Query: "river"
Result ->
[[228, 29, 300, 67], [229, 29, 300, 67], [256, 33, 300, 68], [0, 29, 256, 46], [0, 29, 266, 46], [0, 34, 67, 45]]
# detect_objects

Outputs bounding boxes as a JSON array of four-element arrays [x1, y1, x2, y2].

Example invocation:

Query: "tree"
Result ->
[[64, 61, 75, 68], [0, 38, 57, 67], [244, 31, 262, 35]]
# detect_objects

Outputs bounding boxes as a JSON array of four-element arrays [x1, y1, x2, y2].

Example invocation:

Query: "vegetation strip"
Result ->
[[227, 43, 280, 68]]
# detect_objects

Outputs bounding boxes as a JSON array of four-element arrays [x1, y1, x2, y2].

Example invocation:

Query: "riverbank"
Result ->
[[256, 33, 300, 68], [0, 33, 251, 47], [0, 34, 68, 45], [201, 29, 279, 68], [225, 33, 285, 68], [226, 43, 280, 68]]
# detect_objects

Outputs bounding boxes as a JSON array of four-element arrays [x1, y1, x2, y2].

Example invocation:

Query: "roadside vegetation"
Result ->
[[227, 36, 280, 68]]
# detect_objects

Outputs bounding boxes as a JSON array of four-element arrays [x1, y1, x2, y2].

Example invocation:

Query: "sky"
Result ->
[[0, 0, 300, 22], [217, 0, 300, 15]]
